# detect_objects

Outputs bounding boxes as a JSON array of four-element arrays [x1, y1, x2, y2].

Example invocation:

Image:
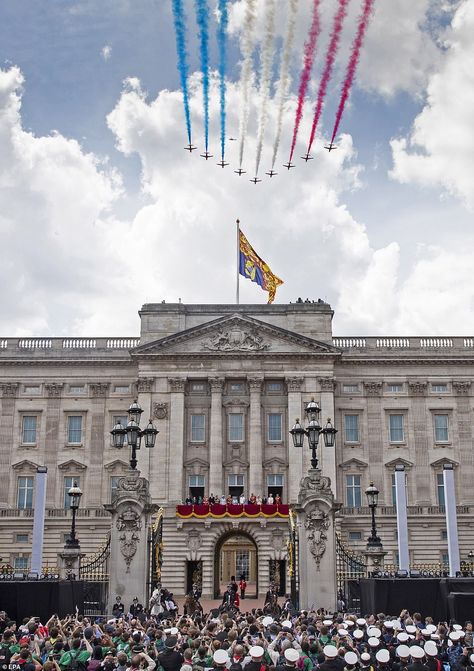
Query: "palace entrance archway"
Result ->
[[214, 531, 258, 598]]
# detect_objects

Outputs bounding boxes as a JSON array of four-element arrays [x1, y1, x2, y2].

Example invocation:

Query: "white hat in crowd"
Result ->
[[353, 630, 364, 640], [410, 646, 425, 660], [470, 654, 474, 665], [284, 649, 300, 663], [367, 627, 382, 638], [357, 618, 367, 626], [406, 626, 417, 635], [213, 650, 229, 665], [376, 650, 390, 664], [262, 617, 273, 627], [323, 645, 338, 658], [368, 637, 380, 647], [424, 642, 438, 657], [396, 645, 410, 658], [249, 646, 264, 659], [323, 620, 334, 626], [361, 653, 372, 663], [426, 624, 437, 634], [344, 652, 358, 666], [397, 632, 409, 643], [282, 620, 293, 629]]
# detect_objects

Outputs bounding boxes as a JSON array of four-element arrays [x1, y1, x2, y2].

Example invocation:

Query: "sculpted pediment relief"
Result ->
[[339, 458, 368, 471], [58, 459, 87, 471], [133, 314, 339, 357]]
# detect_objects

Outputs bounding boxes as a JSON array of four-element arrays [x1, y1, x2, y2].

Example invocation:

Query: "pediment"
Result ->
[[339, 458, 368, 471], [12, 459, 41, 472], [58, 459, 87, 471], [184, 457, 209, 469], [103, 459, 130, 472], [263, 457, 287, 468], [133, 314, 339, 357], [384, 458, 414, 470], [430, 458, 459, 469]]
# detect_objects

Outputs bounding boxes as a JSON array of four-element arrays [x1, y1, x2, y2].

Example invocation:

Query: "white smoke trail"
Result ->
[[254, 0, 276, 177], [238, 0, 257, 168], [271, 0, 299, 169]]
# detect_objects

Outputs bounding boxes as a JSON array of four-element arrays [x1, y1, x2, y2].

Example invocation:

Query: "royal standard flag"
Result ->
[[239, 229, 283, 304]]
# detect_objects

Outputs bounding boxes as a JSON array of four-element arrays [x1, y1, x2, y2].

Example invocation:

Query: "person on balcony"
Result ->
[[249, 493, 257, 504], [275, 494, 282, 505], [239, 493, 246, 505], [267, 493, 274, 505]]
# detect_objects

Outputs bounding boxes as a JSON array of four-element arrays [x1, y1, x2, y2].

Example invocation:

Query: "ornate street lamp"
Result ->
[[365, 482, 382, 548], [111, 400, 159, 470], [290, 398, 338, 469], [66, 482, 82, 548]]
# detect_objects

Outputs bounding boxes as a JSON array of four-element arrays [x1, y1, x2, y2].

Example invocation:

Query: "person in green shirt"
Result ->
[[58, 638, 92, 670]]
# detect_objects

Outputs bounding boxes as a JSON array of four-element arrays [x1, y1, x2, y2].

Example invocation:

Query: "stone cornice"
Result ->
[[0, 382, 18, 397], [408, 381, 428, 396], [90, 382, 109, 397], [452, 380, 471, 395], [168, 377, 186, 393], [363, 381, 382, 396]]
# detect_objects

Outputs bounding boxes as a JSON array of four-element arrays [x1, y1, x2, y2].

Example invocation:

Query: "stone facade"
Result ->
[[1, 304, 474, 597]]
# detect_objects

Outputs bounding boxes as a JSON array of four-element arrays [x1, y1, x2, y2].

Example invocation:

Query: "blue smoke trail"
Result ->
[[217, 0, 228, 161], [195, 0, 210, 152], [171, 0, 192, 145]]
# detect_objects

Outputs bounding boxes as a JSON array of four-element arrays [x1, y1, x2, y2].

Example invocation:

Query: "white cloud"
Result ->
[[0, 66, 125, 336], [390, 0, 474, 210], [101, 45, 112, 61]]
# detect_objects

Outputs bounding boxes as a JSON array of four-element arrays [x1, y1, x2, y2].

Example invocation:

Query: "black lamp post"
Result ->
[[289, 398, 337, 469], [111, 400, 159, 470], [66, 482, 83, 548], [365, 482, 382, 548]]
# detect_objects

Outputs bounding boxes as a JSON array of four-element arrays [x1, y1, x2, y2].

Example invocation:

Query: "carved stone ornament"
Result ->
[[271, 529, 285, 551], [286, 376, 304, 392], [209, 377, 225, 393], [119, 531, 140, 573], [408, 381, 428, 396], [45, 383, 63, 397], [115, 472, 150, 501], [318, 377, 336, 392], [202, 327, 269, 352], [248, 377, 263, 391], [304, 506, 330, 570], [0, 383, 18, 397], [137, 377, 154, 393], [363, 381, 382, 397], [169, 377, 186, 393], [90, 383, 109, 397], [187, 529, 202, 552], [300, 470, 332, 495], [453, 381, 471, 395], [153, 402, 169, 420], [116, 505, 142, 531]]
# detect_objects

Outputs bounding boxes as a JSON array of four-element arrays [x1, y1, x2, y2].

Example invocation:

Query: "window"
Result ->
[[343, 384, 359, 393], [21, 416, 37, 444], [17, 476, 34, 509], [63, 476, 80, 509], [13, 556, 29, 571], [389, 414, 405, 442], [190, 414, 206, 442], [348, 531, 362, 541], [67, 416, 83, 444], [229, 382, 244, 393], [344, 415, 359, 443], [190, 382, 206, 393], [267, 382, 282, 392], [387, 383, 403, 393], [437, 473, 445, 507], [112, 415, 128, 444], [441, 552, 449, 567], [441, 530, 448, 541], [23, 385, 40, 395], [69, 385, 85, 395], [228, 413, 244, 442], [434, 414, 449, 442], [432, 384, 448, 393], [189, 475, 205, 500], [268, 414, 282, 442], [345, 475, 361, 507], [16, 533, 29, 543], [267, 474, 283, 499], [110, 476, 121, 502], [113, 385, 130, 394], [228, 474, 244, 498]]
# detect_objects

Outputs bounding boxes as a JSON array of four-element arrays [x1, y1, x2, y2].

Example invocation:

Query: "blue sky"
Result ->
[[0, 1, 473, 336]]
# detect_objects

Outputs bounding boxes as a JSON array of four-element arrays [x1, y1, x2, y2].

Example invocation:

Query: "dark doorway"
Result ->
[[214, 531, 258, 598], [269, 559, 286, 596], [186, 560, 203, 594]]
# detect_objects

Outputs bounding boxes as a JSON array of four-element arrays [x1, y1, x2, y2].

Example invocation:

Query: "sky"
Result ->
[[0, 0, 473, 337]]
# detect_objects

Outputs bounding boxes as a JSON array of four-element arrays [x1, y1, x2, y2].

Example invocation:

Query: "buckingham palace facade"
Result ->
[[1, 301, 473, 598]]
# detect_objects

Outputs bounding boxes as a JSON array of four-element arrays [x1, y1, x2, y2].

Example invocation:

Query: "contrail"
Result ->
[[194, 0, 211, 151], [288, 0, 322, 164], [254, 0, 276, 177], [171, 0, 192, 145], [237, 0, 257, 168], [271, 0, 299, 170], [306, 0, 351, 156], [329, 0, 375, 146], [216, 0, 229, 161]]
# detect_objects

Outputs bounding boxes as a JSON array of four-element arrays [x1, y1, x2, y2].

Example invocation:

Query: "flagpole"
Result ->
[[236, 219, 240, 305]]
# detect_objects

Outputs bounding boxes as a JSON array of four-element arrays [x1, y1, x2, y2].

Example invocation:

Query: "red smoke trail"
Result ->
[[329, 0, 375, 146], [306, 0, 350, 156], [288, 0, 321, 163]]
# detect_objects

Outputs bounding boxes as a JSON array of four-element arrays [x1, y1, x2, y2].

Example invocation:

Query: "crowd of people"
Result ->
[[3, 599, 474, 671], [182, 494, 283, 506]]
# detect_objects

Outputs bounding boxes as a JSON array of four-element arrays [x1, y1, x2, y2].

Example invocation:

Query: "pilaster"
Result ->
[[0, 383, 18, 506], [318, 377, 337, 496], [208, 377, 224, 497], [88, 383, 109, 506], [168, 377, 186, 503], [408, 381, 430, 505], [248, 377, 264, 496], [453, 381, 473, 504], [44, 383, 64, 506], [286, 377, 304, 504], [363, 381, 384, 499]]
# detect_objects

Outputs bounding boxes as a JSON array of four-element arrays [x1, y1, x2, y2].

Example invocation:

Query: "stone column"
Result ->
[[286, 377, 304, 504], [105, 470, 158, 611], [44, 383, 64, 506], [88, 384, 109, 506], [248, 377, 264, 497], [0, 383, 18, 506], [363, 382, 384, 497], [296, 468, 340, 611], [363, 546, 388, 575], [59, 546, 81, 580], [168, 378, 186, 503], [208, 378, 224, 497], [136, 377, 155, 483], [31, 467, 48, 574], [318, 378, 337, 497], [395, 465, 410, 572], [409, 382, 430, 505], [453, 381, 473, 504]]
